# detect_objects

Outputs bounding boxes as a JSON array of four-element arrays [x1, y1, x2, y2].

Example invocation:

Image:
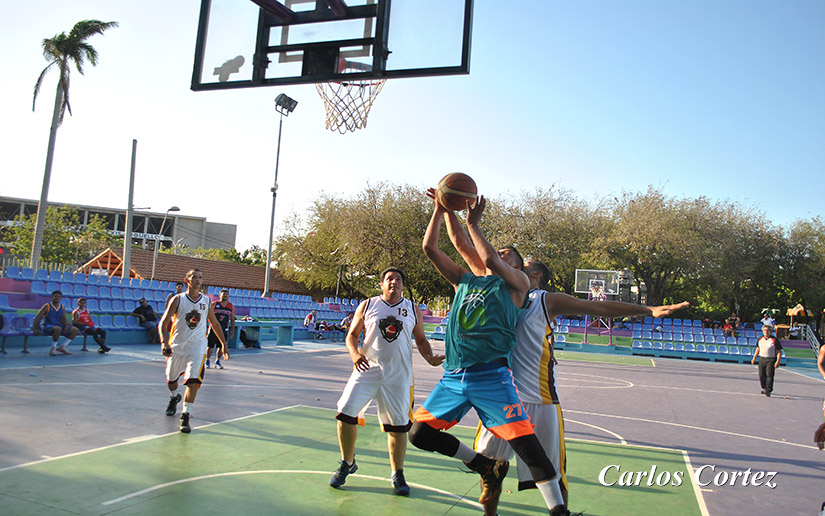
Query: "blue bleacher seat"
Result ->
[[642, 341, 653, 349], [737, 337, 749, 346], [632, 331, 642, 339], [707, 344, 718, 353], [662, 319, 672, 327], [98, 286, 111, 299], [555, 334, 566, 343], [49, 270, 62, 282], [61, 298, 73, 311], [643, 317, 652, 324], [159, 281, 170, 290], [87, 299, 99, 311], [664, 342, 674, 351], [98, 315, 114, 330], [692, 320, 702, 326], [728, 346, 739, 355], [85, 285, 98, 298], [72, 284, 85, 297], [5, 266, 22, 280], [744, 330, 755, 338], [713, 328, 723, 336], [652, 341, 663, 350], [111, 287, 123, 300], [685, 343, 696, 352], [725, 336, 737, 345], [696, 344, 707, 353], [21, 268, 35, 280], [703, 328, 713, 335], [683, 334, 694, 343], [112, 315, 129, 330], [46, 281, 59, 293], [717, 345, 728, 354], [672, 319, 682, 326], [62, 271, 77, 283], [31, 281, 47, 296], [0, 294, 14, 312], [714, 336, 725, 344], [35, 269, 48, 281], [632, 323, 642, 331], [100, 299, 113, 312], [673, 333, 684, 342], [150, 280, 160, 289], [642, 331, 652, 339], [112, 300, 125, 313], [126, 317, 142, 330], [674, 343, 685, 351], [569, 320, 580, 327], [662, 332, 672, 341], [632, 340, 643, 349]]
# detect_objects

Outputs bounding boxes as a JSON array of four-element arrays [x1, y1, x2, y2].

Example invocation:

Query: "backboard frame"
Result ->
[[191, 0, 474, 91]]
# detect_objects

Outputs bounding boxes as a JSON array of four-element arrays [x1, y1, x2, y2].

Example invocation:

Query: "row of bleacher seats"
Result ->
[[630, 331, 764, 345], [561, 317, 766, 332], [632, 340, 786, 363]]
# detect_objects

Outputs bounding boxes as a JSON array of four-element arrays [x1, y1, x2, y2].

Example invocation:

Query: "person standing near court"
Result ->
[[411, 190, 570, 516], [33, 290, 79, 355], [329, 267, 444, 495], [159, 268, 229, 433], [72, 297, 110, 353], [814, 343, 825, 450], [751, 324, 782, 397], [206, 289, 234, 369], [166, 282, 184, 308]]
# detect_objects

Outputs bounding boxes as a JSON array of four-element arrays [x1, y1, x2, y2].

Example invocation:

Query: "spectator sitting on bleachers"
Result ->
[[760, 312, 776, 329], [335, 312, 354, 332], [131, 298, 160, 344], [72, 297, 111, 353], [723, 311, 741, 337], [33, 290, 79, 355], [304, 309, 327, 339]]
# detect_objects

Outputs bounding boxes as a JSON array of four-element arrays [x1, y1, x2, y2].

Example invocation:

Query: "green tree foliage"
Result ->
[[9, 206, 118, 265]]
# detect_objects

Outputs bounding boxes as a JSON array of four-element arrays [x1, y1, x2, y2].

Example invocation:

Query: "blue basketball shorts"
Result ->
[[414, 361, 535, 440]]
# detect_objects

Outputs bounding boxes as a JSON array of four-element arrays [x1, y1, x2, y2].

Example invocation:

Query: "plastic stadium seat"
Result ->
[[714, 336, 725, 345], [674, 343, 685, 351], [672, 333, 684, 342], [632, 340, 643, 349], [652, 341, 663, 350], [0, 294, 14, 312], [664, 342, 674, 351], [72, 284, 86, 297], [86, 299, 99, 312], [21, 268, 35, 280], [728, 346, 739, 355], [35, 270, 48, 281], [112, 300, 125, 313], [555, 334, 566, 343], [642, 331, 653, 340], [112, 315, 130, 330], [48, 270, 62, 282], [632, 323, 642, 331], [662, 332, 672, 341], [45, 281, 60, 293], [30, 281, 48, 296], [685, 343, 696, 352], [696, 344, 707, 353], [737, 337, 749, 346], [126, 317, 142, 330], [643, 317, 652, 324], [713, 329, 723, 336], [683, 334, 695, 343], [672, 318, 682, 327], [745, 330, 756, 338], [632, 330, 642, 339], [703, 328, 713, 335], [706, 344, 717, 353], [98, 315, 114, 330], [717, 345, 728, 354], [5, 266, 22, 280], [99, 299, 113, 312], [85, 274, 100, 285], [642, 341, 653, 349]]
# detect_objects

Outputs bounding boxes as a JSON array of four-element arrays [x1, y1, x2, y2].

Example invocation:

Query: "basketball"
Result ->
[[436, 173, 477, 211]]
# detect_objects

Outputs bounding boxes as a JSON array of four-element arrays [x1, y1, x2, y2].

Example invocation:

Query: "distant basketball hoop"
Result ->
[[576, 268, 620, 346]]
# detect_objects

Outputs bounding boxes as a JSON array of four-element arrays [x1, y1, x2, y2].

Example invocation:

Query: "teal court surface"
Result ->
[[1, 340, 823, 515]]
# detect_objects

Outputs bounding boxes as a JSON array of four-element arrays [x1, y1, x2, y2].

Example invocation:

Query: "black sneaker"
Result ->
[[765, 391, 771, 397], [466, 456, 509, 504], [392, 470, 410, 496], [179, 413, 191, 433], [329, 458, 357, 488], [549, 507, 583, 516], [166, 393, 182, 416]]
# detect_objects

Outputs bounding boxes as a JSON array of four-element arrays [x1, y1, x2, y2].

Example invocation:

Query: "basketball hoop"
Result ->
[[315, 59, 385, 134]]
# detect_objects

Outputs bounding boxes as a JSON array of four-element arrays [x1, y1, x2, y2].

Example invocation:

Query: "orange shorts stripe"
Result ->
[[486, 418, 535, 441], [413, 407, 459, 431]]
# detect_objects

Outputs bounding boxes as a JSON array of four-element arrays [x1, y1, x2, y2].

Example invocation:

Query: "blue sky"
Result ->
[[1, 0, 823, 251]]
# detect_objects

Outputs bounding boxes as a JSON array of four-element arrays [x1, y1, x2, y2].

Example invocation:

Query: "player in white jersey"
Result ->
[[159, 268, 229, 433], [474, 259, 688, 515], [329, 267, 444, 495]]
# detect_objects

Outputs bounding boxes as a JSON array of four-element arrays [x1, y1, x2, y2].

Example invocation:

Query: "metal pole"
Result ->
[[151, 210, 170, 281], [335, 264, 342, 297], [263, 112, 284, 297], [122, 139, 137, 278]]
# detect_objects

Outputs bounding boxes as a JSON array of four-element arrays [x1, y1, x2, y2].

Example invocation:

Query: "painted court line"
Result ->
[[0, 405, 302, 474], [566, 418, 626, 445], [566, 409, 818, 450], [101, 470, 483, 509]]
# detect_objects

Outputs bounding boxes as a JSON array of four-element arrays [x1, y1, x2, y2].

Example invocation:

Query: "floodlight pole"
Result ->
[[122, 139, 137, 279], [151, 206, 180, 281], [264, 94, 297, 297]]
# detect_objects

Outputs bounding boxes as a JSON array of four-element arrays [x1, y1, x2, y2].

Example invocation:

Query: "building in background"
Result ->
[[0, 196, 236, 252]]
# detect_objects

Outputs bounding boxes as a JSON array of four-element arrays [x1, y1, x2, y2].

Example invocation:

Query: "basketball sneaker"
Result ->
[[329, 458, 357, 488], [179, 413, 191, 433], [465, 456, 509, 504], [392, 470, 410, 496], [215, 360, 223, 369], [205, 359, 210, 369], [166, 393, 182, 416], [549, 507, 583, 516]]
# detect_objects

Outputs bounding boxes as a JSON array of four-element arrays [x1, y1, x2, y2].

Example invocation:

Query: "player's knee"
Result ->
[[508, 434, 556, 483], [409, 421, 437, 451]]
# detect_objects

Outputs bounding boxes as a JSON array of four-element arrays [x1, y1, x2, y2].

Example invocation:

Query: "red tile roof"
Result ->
[[80, 248, 311, 296]]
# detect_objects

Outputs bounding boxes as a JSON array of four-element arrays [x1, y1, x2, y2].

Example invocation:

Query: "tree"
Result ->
[[9, 206, 118, 266], [30, 19, 118, 269]]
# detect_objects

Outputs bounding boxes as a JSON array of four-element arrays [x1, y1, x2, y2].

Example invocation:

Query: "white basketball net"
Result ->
[[316, 78, 386, 134]]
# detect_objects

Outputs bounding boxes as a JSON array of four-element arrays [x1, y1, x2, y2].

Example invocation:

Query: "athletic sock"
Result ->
[[452, 441, 478, 463], [182, 401, 193, 414], [536, 478, 564, 509]]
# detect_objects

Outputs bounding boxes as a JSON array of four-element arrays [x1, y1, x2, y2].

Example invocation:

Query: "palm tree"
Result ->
[[30, 19, 118, 269]]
